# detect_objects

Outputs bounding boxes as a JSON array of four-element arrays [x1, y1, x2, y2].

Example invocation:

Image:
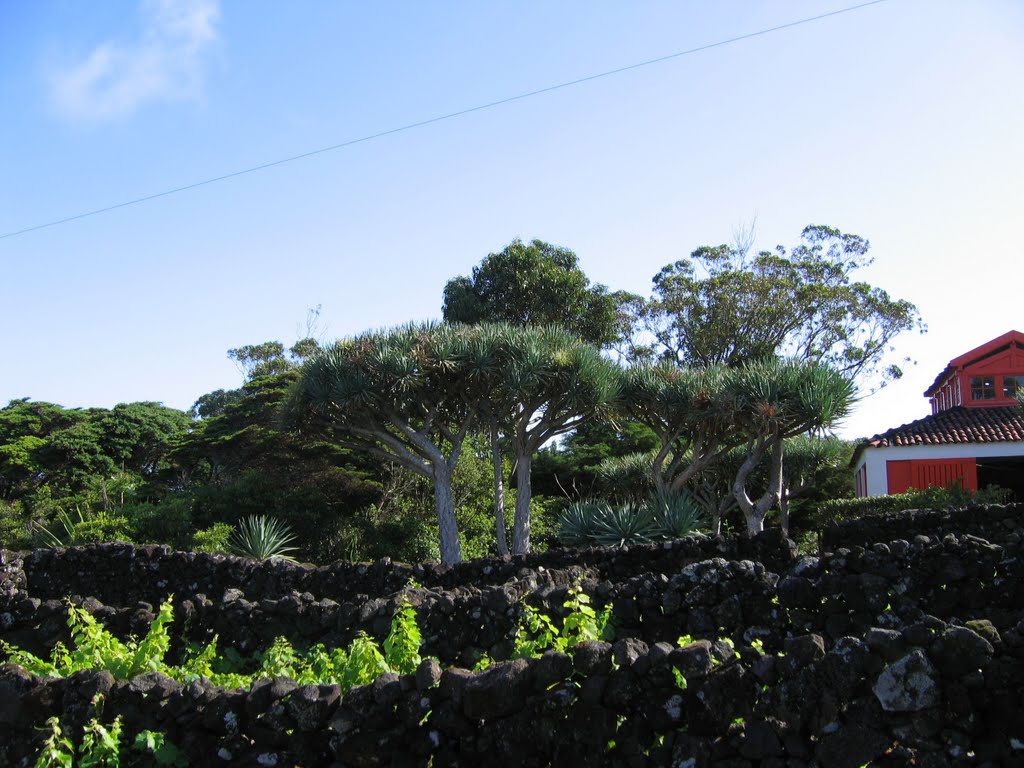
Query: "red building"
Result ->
[[852, 330, 1024, 499]]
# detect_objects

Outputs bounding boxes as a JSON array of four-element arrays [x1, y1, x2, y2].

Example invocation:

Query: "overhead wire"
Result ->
[[0, 0, 891, 241]]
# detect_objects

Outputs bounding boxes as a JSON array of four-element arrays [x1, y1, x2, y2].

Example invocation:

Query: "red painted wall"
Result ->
[[886, 459, 978, 494]]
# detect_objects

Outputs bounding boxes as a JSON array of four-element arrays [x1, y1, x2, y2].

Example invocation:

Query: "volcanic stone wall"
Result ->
[[1, 506, 1023, 767], [822, 502, 1024, 550]]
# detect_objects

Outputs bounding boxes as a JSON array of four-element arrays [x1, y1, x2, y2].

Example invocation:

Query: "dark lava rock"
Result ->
[[815, 724, 890, 768], [964, 618, 1002, 647], [461, 659, 532, 720], [246, 675, 297, 716], [533, 651, 572, 691], [286, 683, 338, 731], [126, 671, 182, 700], [821, 637, 875, 698], [735, 719, 783, 759], [573, 640, 613, 676], [670, 640, 714, 680], [612, 637, 649, 668], [864, 628, 907, 662], [415, 657, 442, 691], [783, 634, 826, 667], [930, 626, 994, 677]]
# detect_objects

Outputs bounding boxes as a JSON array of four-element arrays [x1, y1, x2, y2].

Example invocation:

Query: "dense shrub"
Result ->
[[809, 482, 1011, 528]]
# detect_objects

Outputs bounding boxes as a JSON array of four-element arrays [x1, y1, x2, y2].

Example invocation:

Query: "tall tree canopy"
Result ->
[[639, 225, 924, 391], [619, 364, 735, 495], [0, 399, 190, 502], [288, 323, 478, 565], [442, 238, 629, 347], [726, 358, 855, 534], [463, 325, 621, 555]]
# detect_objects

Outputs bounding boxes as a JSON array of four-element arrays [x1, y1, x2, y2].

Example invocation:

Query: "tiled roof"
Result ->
[[865, 406, 1024, 448]]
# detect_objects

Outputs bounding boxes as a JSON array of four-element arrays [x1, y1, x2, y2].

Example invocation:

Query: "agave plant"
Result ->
[[558, 490, 707, 550], [590, 503, 659, 548], [648, 489, 706, 539], [558, 500, 659, 549], [228, 515, 298, 562], [557, 500, 607, 547]]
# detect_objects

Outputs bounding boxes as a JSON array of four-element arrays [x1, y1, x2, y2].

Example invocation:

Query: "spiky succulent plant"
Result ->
[[228, 515, 298, 562]]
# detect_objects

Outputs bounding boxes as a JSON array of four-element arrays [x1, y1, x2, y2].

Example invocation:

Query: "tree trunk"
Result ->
[[779, 483, 791, 538], [490, 421, 508, 556], [512, 451, 533, 555], [733, 438, 785, 536], [433, 464, 462, 565]]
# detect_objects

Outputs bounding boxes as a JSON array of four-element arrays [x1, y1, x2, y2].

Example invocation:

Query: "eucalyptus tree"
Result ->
[[442, 238, 627, 347], [288, 323, 478, 565], [638, 225, 923, 392], [727, 359, 855, 535], [619, 364, 737, 497], [470, 325, 621, 555]]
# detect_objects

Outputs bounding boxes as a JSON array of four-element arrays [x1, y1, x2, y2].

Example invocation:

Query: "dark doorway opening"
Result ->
[[977, 456, 1024, 502]]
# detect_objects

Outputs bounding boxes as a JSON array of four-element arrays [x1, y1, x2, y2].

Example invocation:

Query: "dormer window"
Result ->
[[1005, 375, 1023, 399], [971, 376, 996, 400]]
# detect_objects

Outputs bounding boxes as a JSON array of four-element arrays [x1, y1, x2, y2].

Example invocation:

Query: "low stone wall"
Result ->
[[1, 512, 1023, 767], [822, 502, 1024, 550]]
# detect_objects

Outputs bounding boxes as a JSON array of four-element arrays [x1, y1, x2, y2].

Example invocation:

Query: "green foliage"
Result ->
[[589, 503, 659, 548], [0, 497, 34, 549], [132, 731, 188, 767], [512, 602, 562, 659], [34, 717, 74, 768], [556, 500, 606, 547], [173, 369, 383, 563], [78, 711, 123, 768], [383, 598, 422, 674], [227, 515, 298, 562], [442, 238, 630, 348], [648, 488, 705, 538], [3, 593, 424, 697], [2, 599, 173, 679], [812, 482, 1013, 528], [124, 497, 193, 547], [512, 588, 613, 658], [618, 363, 735, 494], [532, 418, 659, 502], [672, 667, 688, 690], [33, 705, 186, 768], [637, 224, 924, 392], [190, 522, 233, 553], [33, 507, 133, 549]]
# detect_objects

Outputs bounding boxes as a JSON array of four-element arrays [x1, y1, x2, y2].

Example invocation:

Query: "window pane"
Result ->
[[971, 376, 996, 400], [1005, 376, 1022, 398]]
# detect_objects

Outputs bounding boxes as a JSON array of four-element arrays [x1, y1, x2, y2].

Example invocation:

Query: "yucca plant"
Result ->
[[227, 515, 298, 562]]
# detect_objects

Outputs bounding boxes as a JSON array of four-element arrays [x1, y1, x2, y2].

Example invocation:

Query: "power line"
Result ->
[[1, 0, 890, 242]]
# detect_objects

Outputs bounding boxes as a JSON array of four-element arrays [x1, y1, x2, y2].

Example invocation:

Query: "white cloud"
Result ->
[[51, 0, 220, 122]]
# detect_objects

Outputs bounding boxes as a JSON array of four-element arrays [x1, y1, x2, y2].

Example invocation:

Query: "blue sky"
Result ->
[[2, 0, 1022, 440]]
